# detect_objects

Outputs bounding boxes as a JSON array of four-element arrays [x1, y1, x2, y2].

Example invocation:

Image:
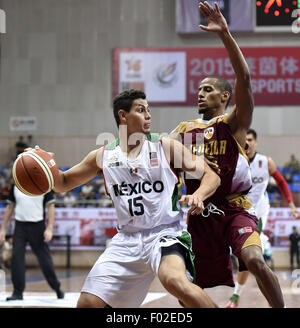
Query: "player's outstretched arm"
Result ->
[[199, 1, 253, 145], [54, 148, 103, 193], [162, 137, 220, 214]]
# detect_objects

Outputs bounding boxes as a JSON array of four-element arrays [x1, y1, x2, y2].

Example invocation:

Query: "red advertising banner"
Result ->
[[113, 47, 300, 106]]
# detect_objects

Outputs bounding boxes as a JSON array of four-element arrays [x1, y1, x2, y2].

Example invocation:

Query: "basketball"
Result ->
[[12, 148, 59, 196]]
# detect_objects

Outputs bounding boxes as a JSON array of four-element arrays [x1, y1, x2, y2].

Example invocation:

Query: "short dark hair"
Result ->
[[247, 128, 257, 140], [113, 89, 146, 127], [210, 76, 233, 108]]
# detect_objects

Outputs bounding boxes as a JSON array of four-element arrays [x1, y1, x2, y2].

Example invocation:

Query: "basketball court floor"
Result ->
[[0, 267, 299, 308]]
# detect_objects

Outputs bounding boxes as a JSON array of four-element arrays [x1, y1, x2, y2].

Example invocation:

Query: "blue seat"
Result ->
[[291, 184, 300, 192], [292, 174, 300, 183], [73, 185, 82, 192], [61, 167, 70, 172]]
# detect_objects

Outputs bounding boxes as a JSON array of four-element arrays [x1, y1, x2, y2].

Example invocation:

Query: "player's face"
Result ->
[[198, 78, 223, 114], [126, 98, 151, 135], [246, 134, 257, 156]]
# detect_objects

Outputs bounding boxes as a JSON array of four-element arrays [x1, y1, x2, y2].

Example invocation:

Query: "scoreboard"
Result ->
[[255, 0, 300, 32]]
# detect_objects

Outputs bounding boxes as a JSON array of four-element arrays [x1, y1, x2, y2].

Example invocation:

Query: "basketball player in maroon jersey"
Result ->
[[171, 2, 284, 307]]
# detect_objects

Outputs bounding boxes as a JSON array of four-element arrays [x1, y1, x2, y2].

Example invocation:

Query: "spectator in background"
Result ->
[[81, 181, 94, 199], [282, 171, 292, 184], [15, 136, 28, 157], [0, 172, 6, 190], [1, 183, 11, 201], [1, 163, 13, 183], [26, 135, 35, 149], [98, 190, 113, 208], [289, 226, 300, 271], [270, 191, 281, 208], [85, 190, 97, 208], [54, 191, 66, 208], [77, 191, 87, 208], [285, 154, 300, 174], [63, 191, 76, 208], [93, 172, 104, 190]]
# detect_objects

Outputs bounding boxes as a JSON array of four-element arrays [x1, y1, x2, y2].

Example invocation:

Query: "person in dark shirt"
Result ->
[[289, 226, 300, 271], [15, 136, 28, 156]]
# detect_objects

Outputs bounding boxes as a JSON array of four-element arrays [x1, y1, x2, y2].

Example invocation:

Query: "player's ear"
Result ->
[[118, 109, 127, 124], [221, 91, 230, 104]]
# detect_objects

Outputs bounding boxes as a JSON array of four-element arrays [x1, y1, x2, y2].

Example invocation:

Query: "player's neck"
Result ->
[[248, 151, 256, 161], [201, 108, 225, 121], [119, 133, 146, 159]]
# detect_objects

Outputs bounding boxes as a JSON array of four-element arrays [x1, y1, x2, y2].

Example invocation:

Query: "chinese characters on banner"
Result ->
[[113, 47, 300, 106]]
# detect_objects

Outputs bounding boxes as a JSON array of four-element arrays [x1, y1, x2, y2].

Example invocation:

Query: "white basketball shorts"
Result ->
[[81, 221, 193, 308]]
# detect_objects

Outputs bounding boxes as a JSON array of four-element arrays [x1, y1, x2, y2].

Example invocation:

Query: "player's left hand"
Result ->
[[179, 194, 204, 215], [290, 207, 300, 219]]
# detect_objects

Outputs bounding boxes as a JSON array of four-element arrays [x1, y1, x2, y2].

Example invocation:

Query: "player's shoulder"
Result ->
[[105, 139, 119, 151], [255, 152, 269, 161], [171, 120, 201, 133]]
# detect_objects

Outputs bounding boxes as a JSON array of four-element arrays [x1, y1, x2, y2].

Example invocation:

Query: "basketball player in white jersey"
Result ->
[[226, 128, 300, 308], [29, 89, 221, 308]]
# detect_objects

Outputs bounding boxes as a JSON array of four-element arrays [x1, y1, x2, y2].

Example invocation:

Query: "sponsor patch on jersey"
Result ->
[[108, 161, 122, 167], [204, 127, 214, 140], [150, 158, 159, 167], [238, 226, 253, 235], [107, 154, 122, 167], [149, 152, 159, 167], [149, 152, 157, 159]]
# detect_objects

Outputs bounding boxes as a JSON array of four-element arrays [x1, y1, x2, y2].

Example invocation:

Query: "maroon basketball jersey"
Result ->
[[173, 115, 252, 206]]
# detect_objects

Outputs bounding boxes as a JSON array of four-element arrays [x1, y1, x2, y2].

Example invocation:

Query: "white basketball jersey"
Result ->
[[102, 134, 183, 232], [247, 153, 270, 222]]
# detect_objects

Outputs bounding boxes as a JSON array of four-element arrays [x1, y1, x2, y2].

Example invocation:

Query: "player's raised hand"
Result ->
[[199, 1, 228, 33]]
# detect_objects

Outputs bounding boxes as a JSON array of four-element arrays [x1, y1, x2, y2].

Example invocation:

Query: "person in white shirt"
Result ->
[[63, 191, 76, 208]]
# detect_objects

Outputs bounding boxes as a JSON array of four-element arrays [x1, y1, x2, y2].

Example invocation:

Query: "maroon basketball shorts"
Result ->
[[187, 202, 261, 289]]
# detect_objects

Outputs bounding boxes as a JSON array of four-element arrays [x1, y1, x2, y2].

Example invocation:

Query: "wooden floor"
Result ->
[[0, 267, 299, 308]]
